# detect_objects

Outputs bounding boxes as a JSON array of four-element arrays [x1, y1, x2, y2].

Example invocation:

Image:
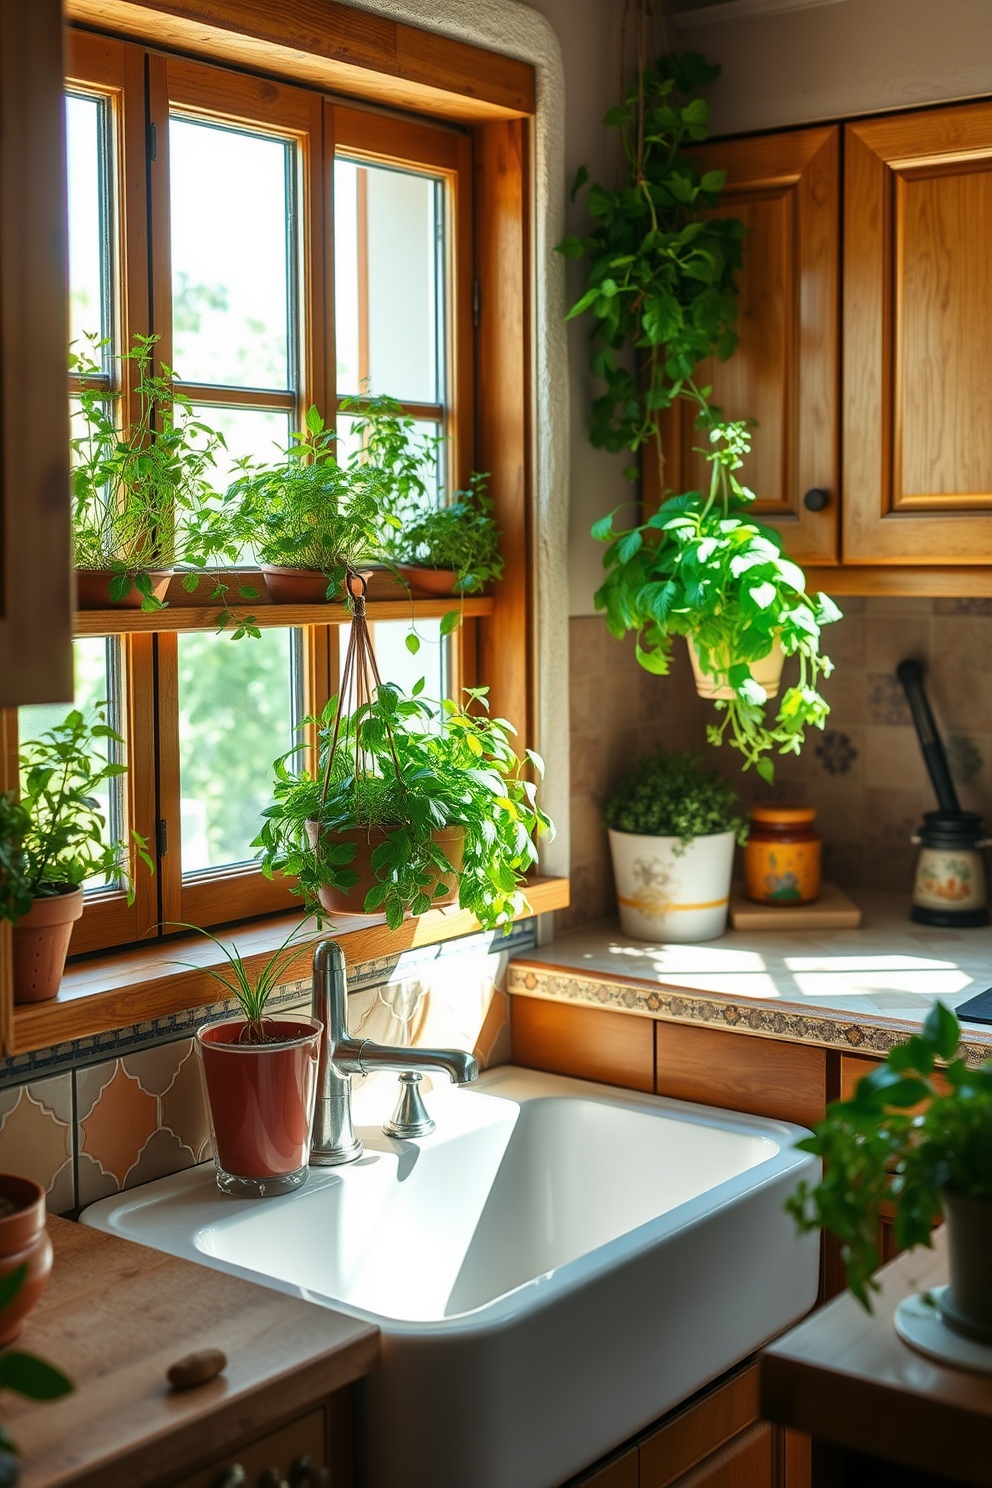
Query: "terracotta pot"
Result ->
[[937, 1190, 992, 1343], [75, 569, 172, 609], [12, 887, 84, 1005], [0, 1175, 53, 1346], [196, 1016, 322, 1196], [687, 635, 785, 701], [260, 566, 343, 604], [395, 564, 459, 599], [304, 821, 466, 917]]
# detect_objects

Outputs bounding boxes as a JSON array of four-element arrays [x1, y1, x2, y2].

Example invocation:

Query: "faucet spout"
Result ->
[[309, 938, 479, 1167]]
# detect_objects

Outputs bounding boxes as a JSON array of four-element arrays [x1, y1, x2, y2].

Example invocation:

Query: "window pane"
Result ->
[[340, 620, 447, 705], [336, 413, 442, 516], [188, 405, 291, 493], [335, 158, 443, 404], [178, 628, 301, 874], [66, 92, 111, 355], [170, 118, 294, 390], [19, 638, 125, 891]]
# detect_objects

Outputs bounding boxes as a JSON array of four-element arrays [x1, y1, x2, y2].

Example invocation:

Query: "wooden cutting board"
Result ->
[[730, 880, 862, 930]]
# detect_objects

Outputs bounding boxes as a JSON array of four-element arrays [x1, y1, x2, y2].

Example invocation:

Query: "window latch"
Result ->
[[148, 121, 157, 162], [473, 280, 481, 328], [156, 818, 168, 858]]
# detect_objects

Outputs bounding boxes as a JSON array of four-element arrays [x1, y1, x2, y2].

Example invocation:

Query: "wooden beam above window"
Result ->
[[65, 0, 536, 122]]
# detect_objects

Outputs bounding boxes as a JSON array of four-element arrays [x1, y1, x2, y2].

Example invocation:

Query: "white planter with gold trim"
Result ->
[[608, 828, 735, 943]]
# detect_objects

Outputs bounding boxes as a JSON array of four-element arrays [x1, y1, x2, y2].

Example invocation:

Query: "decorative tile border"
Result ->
[[0, 919, 537, 1090], [507, 961, 992, 1067]]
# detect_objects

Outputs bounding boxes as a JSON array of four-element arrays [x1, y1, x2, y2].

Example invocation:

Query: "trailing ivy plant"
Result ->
[[70, 334, 251, 615], [604, 749, 746, 846], [556, 50, 746, 472], [787, 1002, 992, 1311], [18, 707, 153, 902], [254, 682, 553, 932], [593, 416, 841, 779]]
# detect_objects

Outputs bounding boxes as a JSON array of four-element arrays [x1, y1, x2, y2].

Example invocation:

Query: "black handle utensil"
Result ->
[[896, 659, 960, 814]]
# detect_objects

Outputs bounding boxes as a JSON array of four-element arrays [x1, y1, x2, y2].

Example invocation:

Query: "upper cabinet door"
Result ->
[[844, 103, 992, 564], [677, 126, 840, 565]]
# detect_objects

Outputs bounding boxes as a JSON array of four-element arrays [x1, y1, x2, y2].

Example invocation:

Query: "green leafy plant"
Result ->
[[787, 1002, 992, 1310], [0, 795, 31, 926], [393, 471, 503, 595], [255, 682, 553, 932], [18, 707, 153, 902], [605, 749, 746, 846], [167, 920, 307, 1044], [556, 50, 745, 470], [0, 1263, 73, 1472], [70, 334, 249, 612], [225, 405, 399, 601], [593, 418, 841, 779]]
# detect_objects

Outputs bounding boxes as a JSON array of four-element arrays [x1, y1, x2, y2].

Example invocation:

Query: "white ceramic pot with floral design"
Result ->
[[608, 828, 736, 943]]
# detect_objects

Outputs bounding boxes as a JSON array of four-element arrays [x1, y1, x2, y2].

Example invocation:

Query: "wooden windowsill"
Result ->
[[9, 874, 569, 1054]]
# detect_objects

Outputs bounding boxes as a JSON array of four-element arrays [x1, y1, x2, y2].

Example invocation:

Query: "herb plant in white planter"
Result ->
[[605, 750, 746, 942]]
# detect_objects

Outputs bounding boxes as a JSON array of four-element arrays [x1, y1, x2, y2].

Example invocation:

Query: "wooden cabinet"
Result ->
[[843, 103, 992, 566], [511, 995, 656, 1092], [655, 1022, 829, 1130], [668, 127, 840, 566], [171, 1408, 328, 1487]]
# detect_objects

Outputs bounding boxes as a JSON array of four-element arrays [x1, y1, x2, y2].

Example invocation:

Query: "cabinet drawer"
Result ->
[[656, 1023, 827, 1129], [170, 1407, 326, 1488], [640, 1365, 760, 1488], [573, 1446, 639, 1487], [669, 1423, 772, 1487], [511, 995, 655, 1092]]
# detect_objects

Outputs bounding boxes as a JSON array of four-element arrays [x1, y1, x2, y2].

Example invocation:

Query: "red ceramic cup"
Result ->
[[196, 1016, 322, 1198]]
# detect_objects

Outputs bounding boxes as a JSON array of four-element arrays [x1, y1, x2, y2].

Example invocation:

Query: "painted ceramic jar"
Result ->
[[744, 805, 821, 905], [911, 810, 990, 928]]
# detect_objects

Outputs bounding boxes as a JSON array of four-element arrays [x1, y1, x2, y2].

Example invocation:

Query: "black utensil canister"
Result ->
[[897, 660, 991, 927]]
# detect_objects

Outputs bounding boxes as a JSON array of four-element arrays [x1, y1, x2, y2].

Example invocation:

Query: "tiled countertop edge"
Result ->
[[507, 959, 992, 1066]]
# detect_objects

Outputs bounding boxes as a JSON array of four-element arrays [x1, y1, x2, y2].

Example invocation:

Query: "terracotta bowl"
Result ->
[[395, 564, 458, 599], [75, 569, 172, 609], [0, 1175, 53, 1346]]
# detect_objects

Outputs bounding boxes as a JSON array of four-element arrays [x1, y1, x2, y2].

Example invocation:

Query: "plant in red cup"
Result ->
[[173, 923, 322, 1198]]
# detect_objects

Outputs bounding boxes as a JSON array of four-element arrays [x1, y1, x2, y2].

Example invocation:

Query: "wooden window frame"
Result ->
[[3, 2, 557, 1051]]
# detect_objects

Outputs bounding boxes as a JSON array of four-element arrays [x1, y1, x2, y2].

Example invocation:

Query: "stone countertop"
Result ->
[[509, 890, 992, 1062]]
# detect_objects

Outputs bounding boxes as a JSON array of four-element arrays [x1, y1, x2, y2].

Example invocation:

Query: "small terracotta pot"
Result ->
[[0, 1175, 53, 1346], [196, 1016, 322, 1196], [261, 566, 342, 604], [395, 564, 459, 599], [75, 569, 172, 609], [12, 888, 84, 1005], [687, 635, 785, 701], [304, 821, 466, 917], [937, 1189, 992, 1343]]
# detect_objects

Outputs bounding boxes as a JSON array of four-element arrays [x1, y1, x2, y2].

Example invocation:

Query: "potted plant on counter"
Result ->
[[70, 335, 240, 611], [256, 684, 552, 934], [226, 405, 398, 604], [12, 708, 153, 1003], [788, 1002, 992, 1340], [169, 924, 321, 1198], [604, 750, 746, 942]]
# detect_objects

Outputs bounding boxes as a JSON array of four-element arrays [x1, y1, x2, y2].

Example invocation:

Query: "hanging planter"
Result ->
[[687, 635, 785, 702], [255, 571, 554, 933]]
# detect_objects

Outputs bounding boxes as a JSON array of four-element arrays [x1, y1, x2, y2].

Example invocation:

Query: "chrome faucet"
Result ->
[[310, 939, 479, 1166]]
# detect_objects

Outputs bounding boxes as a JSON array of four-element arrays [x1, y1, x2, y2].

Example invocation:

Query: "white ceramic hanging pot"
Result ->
[[608, 828, 736, 943], [687, 635, 785, 701]]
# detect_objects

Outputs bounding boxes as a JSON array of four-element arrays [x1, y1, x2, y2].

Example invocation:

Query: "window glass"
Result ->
[[19, 637, 125, 891], [178, 628, 302, 874], [170, 118, 294, 390], [189, 406, 292, 493], [340, 620, 446, 706], [334, 158, 443, 404], [66, 92, 111, 358], [336, 413, 443, 518]]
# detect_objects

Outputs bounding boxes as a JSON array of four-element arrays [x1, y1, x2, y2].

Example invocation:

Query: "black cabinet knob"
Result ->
[[803, 487, 829, 511]]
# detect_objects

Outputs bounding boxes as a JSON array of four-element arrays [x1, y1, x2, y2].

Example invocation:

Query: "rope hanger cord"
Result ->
[[319, 567, 402, 811]]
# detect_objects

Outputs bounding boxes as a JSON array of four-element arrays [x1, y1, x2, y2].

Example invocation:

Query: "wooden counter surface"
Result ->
[[761, 1228, 992, 1487], [8, 1216, 379, 1488]]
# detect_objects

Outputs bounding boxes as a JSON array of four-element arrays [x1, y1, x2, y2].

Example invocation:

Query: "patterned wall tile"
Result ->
[[0, 1075, 74, 1214], [76, 1039, 212, 1209]]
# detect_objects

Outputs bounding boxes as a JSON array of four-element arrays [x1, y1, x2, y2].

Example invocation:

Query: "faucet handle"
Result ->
[[383, 1072, 436, 1140]]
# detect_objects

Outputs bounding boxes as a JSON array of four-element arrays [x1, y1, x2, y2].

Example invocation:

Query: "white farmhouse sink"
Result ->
[[82, 1066, 819, 1488]]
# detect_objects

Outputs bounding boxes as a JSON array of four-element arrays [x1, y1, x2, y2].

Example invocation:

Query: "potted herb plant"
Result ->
[[0, 1262, 72, 1481], [12, 708, 153, 1003], [604, 750, 746, 942], [558, 45, 841, 780], [256, 683, 553, 934], [226, 405, 397, 604], [70, 335, 239, 611], [788, 1002, 992, 1340], [343, 395, 503, 599], [171, 924, 322, 1197]]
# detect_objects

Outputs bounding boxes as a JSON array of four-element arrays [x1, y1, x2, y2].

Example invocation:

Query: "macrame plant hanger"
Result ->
[[318, 568, 401, 815]]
